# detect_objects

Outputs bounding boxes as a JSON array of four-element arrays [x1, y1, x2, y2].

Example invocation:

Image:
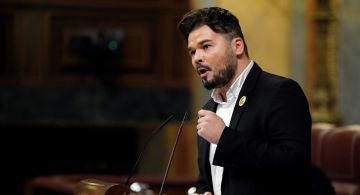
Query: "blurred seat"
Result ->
[[311, 123, 336, 166], [321, 125, 360, 195]]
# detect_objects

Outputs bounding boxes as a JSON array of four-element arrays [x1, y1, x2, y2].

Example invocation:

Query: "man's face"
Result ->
[[187, 25, 237, 90]]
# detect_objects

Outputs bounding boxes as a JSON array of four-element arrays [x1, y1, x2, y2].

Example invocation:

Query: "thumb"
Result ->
[[204, 192, 213, 195]]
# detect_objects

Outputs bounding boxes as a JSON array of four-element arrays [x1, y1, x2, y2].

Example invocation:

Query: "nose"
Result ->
[[193, 50, 203, 64]]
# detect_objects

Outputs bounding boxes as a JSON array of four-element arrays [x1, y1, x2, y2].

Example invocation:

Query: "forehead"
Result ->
[[188, 25, 220, 47]]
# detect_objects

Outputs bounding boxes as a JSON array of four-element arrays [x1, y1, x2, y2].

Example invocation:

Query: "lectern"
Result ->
[[74, 179, 131, 195], [73, 178, 155, 195]]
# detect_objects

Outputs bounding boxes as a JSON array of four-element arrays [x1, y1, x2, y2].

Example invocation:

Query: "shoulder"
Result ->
[[249, 67, 307, 105], [258, 70, 303, 92], [248, 62, 302, 92], [261, 71, 296, 85], [257, 70, 309, 110]]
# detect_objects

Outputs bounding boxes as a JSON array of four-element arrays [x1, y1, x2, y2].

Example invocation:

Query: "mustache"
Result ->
[[196, 64, 211, 73]]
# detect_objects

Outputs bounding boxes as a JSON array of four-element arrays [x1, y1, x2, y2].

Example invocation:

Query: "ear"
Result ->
[[232, 37, 245, 56]]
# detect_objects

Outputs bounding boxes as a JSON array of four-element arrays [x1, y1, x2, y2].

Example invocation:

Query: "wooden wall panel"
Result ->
[[0, 13, 14, 82], [49, 13, 158, 86], [0, 1, 189, 87], [0, 2, 193, 190], [0, 0, 186, 10]]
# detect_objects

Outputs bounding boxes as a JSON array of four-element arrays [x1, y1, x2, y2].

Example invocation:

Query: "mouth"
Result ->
[[197, 66, 210, 78]]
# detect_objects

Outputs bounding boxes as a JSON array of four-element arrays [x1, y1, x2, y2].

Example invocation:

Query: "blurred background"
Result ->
[[0, 0, 359, 194]]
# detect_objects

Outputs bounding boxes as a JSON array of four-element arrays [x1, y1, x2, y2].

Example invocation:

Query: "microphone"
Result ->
[[158, 111, 189, 195], [124, 115, 174, 186]]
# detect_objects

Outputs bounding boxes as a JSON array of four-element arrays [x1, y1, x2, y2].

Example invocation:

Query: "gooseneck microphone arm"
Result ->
[[124, 115, 174, 186], [158, 111, 188, 195]]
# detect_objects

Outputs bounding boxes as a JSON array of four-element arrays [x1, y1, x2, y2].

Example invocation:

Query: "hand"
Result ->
[[197, 109, 225, 144]]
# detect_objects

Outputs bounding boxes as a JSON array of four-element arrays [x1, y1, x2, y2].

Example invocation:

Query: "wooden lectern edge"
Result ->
[[74, 178, 132, 195]]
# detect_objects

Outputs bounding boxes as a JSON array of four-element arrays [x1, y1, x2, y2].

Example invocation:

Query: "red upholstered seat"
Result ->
[[311, 123, 336, 166], [321, 125, 360, 195]]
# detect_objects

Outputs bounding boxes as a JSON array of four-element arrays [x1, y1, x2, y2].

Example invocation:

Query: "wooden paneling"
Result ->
[[0, 13, 14, 83], [0, 1, 190, 87], [0, 2, 193, 194], [0, 0, 184, 9], [49, 12, 157, 86]]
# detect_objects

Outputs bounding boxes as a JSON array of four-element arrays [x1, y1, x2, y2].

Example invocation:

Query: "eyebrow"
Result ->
[[188, 39, 212, 51]]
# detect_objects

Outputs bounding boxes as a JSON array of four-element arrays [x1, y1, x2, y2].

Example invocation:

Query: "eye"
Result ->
[[189, 50, 195, 56], [203, 44, 211, 50]]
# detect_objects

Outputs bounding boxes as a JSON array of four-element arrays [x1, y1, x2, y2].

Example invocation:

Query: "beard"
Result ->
[[202, 49, 237, 90]]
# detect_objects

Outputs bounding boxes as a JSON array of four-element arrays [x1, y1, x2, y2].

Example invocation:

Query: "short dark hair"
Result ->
[[178, 7, 248, 56]]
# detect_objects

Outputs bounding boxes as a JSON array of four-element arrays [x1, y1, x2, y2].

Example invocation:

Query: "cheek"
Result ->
[[191, 58, 196, 67], [191, 61, 197, 71], [210, 54, 225, 68]]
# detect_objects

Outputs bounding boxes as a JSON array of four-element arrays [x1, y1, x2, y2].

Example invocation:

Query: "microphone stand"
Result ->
[[158, 112, 188, 195], [74, 115, 174, 195], [124, 115, 174, 186]]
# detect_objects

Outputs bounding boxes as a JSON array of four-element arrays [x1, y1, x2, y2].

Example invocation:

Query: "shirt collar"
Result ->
[[211, 60, 254, 104]]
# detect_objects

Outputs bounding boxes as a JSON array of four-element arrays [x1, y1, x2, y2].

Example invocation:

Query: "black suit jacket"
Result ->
[[195, 63, 311, 195]]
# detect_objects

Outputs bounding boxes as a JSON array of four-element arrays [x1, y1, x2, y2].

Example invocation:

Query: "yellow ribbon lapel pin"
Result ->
[[239, 96, 246, 107]]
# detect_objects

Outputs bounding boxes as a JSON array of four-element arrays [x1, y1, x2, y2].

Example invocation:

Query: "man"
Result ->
[[178, 7, 311, 195]]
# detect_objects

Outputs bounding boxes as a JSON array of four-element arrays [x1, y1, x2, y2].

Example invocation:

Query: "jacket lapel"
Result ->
[[203, 98, 218, 112], [229, 63, 262, 129]]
